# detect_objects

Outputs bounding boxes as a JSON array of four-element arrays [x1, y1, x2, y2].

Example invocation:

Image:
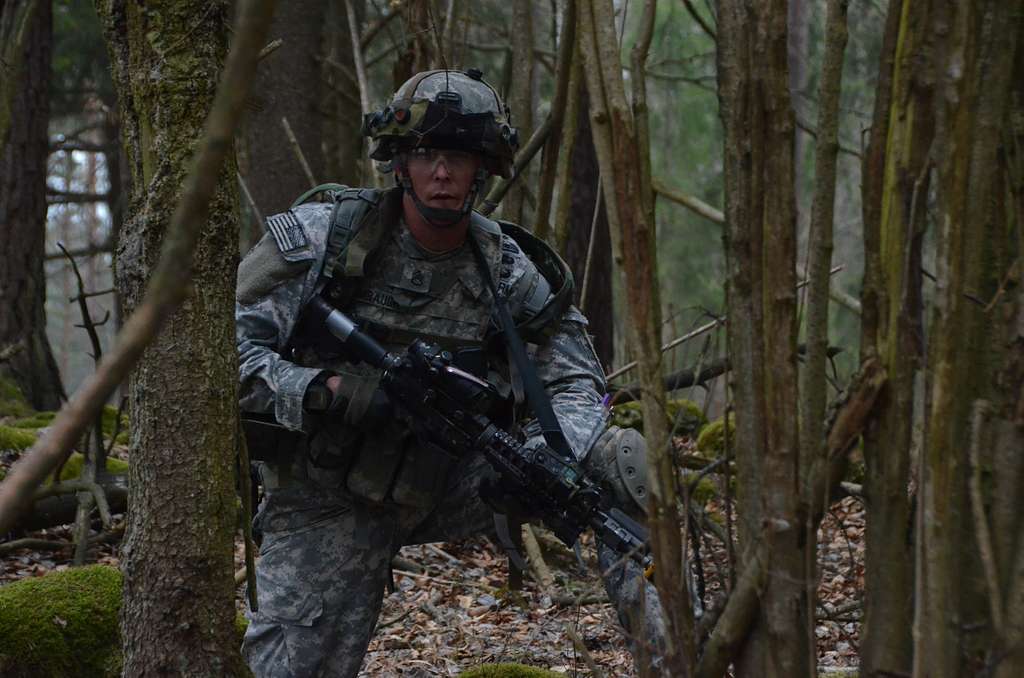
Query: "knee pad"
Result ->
[[587, 426, 649, 517]]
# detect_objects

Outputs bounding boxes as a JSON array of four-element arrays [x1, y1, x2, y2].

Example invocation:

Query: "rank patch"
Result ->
[[266, 211, 308, 253]]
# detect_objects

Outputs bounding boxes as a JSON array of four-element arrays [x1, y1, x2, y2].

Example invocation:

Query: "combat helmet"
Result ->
[[363, 69, 518, 227], [363, 68, 519, 179]]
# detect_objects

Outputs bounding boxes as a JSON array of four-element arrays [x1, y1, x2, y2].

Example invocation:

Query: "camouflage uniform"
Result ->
[[236, 187, 666, 676]]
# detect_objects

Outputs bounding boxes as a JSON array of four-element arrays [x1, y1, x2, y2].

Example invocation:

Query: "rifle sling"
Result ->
[[468, 232, 573, 460]]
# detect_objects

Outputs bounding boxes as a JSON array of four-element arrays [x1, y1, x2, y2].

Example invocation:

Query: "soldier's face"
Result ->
[[402, 147, 482, 214]]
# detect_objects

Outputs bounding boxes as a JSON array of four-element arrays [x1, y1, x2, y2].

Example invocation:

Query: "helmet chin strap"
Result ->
[[398, 161, 488, 228]]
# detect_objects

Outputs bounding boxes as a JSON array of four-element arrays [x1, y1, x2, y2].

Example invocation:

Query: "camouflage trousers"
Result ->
[[241, 451, 666, 678]]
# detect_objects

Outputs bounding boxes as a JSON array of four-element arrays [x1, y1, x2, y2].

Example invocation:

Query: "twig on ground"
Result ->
[[565, 623, 606, 678]]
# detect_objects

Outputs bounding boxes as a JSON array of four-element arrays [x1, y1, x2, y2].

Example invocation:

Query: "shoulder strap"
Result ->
[[321, 188, 384, 280], [468, 232, 573, 460], [290, 182, 349, 209]]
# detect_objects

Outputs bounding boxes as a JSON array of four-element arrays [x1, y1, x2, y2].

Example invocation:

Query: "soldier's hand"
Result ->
[[303, 373, 347, 411]]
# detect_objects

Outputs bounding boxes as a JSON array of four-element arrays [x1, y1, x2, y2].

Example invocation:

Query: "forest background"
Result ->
[[0, 0, 1022, 677]]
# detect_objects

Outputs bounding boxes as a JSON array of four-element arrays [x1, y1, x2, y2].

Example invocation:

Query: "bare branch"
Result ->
[[478, 113, 554, 215], [47, 188, 109, 204], [681, 0, 716, 41], [280, 116, 317, 188], [653, 179, 724, 223]]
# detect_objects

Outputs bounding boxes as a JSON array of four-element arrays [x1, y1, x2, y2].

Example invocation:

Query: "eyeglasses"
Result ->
[[406, 147, 477, 172]]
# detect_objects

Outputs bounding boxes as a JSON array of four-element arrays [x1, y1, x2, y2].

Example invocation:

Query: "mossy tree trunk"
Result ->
[[717, 1, 810, 676], [857, 0, 930, 674], [95, 1, 248, 675], [239, 0, 327, 221], [916, 1, 1023, 675], [0, 0, 65, 411]]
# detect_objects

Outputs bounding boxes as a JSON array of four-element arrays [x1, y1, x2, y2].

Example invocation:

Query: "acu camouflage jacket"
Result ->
[[235, 187, 608, 460]]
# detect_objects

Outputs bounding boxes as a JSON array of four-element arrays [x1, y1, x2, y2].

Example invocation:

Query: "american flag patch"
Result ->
[[266, 211, 308, 252]]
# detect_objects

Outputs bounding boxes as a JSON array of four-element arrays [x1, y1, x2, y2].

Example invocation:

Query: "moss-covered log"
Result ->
[[0, 565, 122, 678], [0, 565, 249, 677]]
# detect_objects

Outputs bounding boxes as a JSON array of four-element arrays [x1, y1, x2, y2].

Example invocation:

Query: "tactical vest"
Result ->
[[286, 185, 575, 508]]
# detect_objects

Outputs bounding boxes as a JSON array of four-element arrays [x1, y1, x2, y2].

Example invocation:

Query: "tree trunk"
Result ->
[[918, 1, 1022, 675], [990, 37, 1024, 677], [240, 0, 327, 218], [322, 0, 365, 189], [501, 0, 534, 224], [857, 1, 926, 675], [96, 1, 249, 675], [0, 0, 65, 410], [393, 0, 436, 87], [564, 90, 614, 370], [579, 1, 694, 675], [717, 1, 810, 677]]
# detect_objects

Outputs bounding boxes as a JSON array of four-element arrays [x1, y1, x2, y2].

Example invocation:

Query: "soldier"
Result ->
[[237, 69, 666, 676]]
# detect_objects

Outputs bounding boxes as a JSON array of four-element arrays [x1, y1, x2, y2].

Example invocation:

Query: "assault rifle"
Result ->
[[307, 296, 652, 570]]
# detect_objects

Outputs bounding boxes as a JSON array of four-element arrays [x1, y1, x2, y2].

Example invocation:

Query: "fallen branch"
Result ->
[[14, 474, 127, 532], [610, 346, 843, 404], [0, 0, 277, 536], [0, 525, 123, 557], [522, 524, 556, 591], [565, 623, 606, 678]]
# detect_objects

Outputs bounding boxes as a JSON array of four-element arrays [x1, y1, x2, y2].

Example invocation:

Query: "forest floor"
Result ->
[[1, 441, 865, 677]]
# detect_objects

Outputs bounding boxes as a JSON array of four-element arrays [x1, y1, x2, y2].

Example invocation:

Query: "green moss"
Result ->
[[667, 398, 708, 434], [10, 411, 56, 429], [57, 453, 128, 481], [696, 414, 736, 458], [459, 664, 564, 678], [0, 424, 37, 451], [610, 398, 707, 436], [0, 566, 247, 678], [235, 612, 249, 642], [610, 401, 644, 431], [0, 565, 122, 678], [690, 476, 719, 505], [100, 406, 129, 444], [0, 376, 33, 419]]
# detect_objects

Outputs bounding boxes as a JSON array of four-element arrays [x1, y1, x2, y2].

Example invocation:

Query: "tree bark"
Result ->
[[563, 89, 614, 369], [579, 0, 695, 675], [798, 0, 847, 662], [322, 0, 365, 189], [857, 1, 926, 675], [393, 0, 436, 87], [501, 0, 534, 224], [0, 0, 65, 410], [918, 1, 1022, 676], [239, 0, 327, 219], [717, 2, 810, 677], [94, 1, 275, 675]]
